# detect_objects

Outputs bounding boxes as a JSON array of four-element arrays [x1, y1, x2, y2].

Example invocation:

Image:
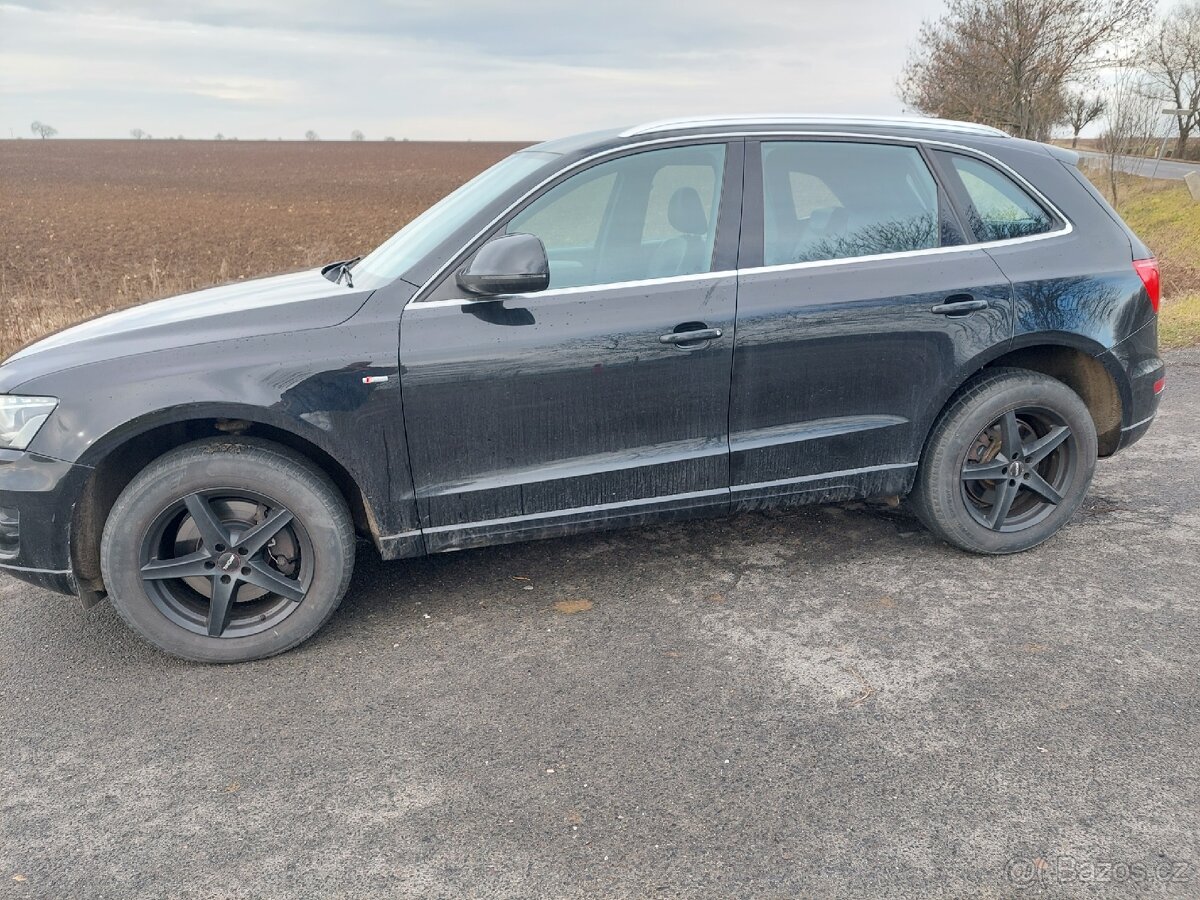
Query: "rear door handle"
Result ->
[[659, 327, 723, 345], [931, 298, 990, 316]]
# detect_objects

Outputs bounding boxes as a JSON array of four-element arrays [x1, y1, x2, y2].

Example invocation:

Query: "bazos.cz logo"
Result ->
[[1005, 855, 1193, 887]]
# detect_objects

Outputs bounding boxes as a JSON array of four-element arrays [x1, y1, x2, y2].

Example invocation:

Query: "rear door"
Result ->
[[730, 137, 1013, 508], [400, 141, 743, 550]]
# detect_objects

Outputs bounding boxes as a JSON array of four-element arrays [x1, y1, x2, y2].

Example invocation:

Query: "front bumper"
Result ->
[[0, 448, 89, 598]]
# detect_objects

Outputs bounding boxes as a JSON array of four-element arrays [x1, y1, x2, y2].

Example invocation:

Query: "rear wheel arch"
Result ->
[[925, 337, 1125, 463], [911, 366, 1098, 554], [71, 411, 378, 600], [980, 343, 1124, 456]]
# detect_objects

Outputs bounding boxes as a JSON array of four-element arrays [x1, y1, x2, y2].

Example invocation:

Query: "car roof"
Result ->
[[528, 115, 1012, 157], [621, 115, 1009, 139]]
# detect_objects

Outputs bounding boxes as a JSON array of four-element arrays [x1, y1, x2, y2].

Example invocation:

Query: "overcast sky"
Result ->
[[2, 0, 954, 141]]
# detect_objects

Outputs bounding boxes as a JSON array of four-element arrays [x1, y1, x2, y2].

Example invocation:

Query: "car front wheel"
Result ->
[[912, 367, 1098, 555], [101, 437, 355, 662]]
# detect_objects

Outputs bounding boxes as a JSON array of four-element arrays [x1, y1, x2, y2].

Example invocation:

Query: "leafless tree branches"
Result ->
[[1143, 1, 1200, 158], [1099, 65, 1162, 201], [1064, 92, 1107, 147], [900, 0, 1154, 139], [30, 121, 58, 140]]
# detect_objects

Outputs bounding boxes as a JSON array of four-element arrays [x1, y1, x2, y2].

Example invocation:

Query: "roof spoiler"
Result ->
[[1044, 143, 1081, 165]]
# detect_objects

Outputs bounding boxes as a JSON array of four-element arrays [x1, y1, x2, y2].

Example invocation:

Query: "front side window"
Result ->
[[504, 144, 726, 289], [760, 141, 940, 266], [941, 153, 1053, 242]]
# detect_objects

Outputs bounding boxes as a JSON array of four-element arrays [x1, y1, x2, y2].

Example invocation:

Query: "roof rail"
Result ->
[[619, 115, 1010, 139]]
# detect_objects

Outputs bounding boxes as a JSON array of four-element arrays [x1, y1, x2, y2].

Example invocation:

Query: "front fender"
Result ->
[[17, 318, 420, 550]]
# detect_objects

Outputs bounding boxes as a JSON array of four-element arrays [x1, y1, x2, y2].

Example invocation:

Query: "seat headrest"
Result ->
[[668, 187, 709, 236]]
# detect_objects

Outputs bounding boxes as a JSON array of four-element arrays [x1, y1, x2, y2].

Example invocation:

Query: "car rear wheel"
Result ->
[[101, 437, 355, 662], [912, 367, 1097, 554]]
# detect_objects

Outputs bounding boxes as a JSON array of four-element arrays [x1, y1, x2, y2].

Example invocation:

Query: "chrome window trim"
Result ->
[[411, 270, 737, 310], [736, 225, 1071, 278], [407, 130, 1074, 307]]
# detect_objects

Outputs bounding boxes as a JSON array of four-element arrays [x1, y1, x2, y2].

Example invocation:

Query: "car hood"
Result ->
[[0, 268, 373, 392]]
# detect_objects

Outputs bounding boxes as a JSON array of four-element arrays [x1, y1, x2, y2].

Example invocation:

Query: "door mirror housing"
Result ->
[[456, 233, 550, 297]]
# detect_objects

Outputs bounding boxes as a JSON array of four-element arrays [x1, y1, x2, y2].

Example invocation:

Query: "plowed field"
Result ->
[[1, 140, 525, 358]]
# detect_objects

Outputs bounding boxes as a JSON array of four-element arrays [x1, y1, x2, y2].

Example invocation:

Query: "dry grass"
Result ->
[[1159, 292, 1200, 349], [0, 139, 525, 359], [1081, 165, 1200, 349]]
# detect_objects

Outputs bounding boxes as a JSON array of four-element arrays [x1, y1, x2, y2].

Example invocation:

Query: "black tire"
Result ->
[[911, 367, 1097, 555], [101, 437, 355, 662]]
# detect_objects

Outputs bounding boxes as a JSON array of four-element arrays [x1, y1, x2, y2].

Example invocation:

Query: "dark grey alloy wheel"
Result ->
[[101, 438, 355, 663], [913, 367, 1098, 555], [139, 489, 314, 638], [960, 406, 1077, 532]]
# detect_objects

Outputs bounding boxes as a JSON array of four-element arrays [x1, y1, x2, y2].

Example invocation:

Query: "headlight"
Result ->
[[0, 396, 58, 451]]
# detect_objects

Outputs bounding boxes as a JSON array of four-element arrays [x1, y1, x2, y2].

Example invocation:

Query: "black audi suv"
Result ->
[[0, 115, 1165, 661]]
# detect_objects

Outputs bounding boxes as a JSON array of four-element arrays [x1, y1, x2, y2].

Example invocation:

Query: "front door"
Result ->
[[400, 141, 743, 550], [730, 138, 1013, 509]]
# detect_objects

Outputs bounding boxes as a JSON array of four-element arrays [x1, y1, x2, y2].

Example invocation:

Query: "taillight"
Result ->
[[1154, 376, 1166, 395], [1133, 257, 1161, 313]]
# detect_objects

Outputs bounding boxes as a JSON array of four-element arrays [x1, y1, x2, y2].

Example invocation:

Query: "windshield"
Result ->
[[353, 150, 557, 286]]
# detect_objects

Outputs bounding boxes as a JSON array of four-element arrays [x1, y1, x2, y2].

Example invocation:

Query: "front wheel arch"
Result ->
[[99, 436, 356, 661], [71, 414, 377, 602]]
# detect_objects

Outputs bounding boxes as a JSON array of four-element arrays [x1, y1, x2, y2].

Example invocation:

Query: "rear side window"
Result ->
[[760, 141, 939, 265], [941, 153, 1054, 242]]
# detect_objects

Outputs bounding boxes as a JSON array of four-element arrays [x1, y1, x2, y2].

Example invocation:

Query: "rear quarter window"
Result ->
[[940, 152, 1055, 242]]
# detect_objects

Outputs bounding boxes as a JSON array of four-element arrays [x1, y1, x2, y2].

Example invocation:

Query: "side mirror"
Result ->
[[456, 233, 550, 297]]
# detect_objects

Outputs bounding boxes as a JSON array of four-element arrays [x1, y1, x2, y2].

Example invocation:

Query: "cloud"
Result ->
[[0, 0, 949, 140]]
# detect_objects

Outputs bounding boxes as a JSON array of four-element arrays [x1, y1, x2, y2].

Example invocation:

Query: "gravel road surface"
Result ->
[[3, 350, 1198, 898]]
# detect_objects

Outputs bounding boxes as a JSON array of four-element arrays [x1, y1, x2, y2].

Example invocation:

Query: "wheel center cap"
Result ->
[[217, 551, 241, 572], [1010, 460, 1024, 477]]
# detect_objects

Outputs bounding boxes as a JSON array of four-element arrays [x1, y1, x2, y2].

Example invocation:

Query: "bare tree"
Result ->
[[215, 133, 225, 141], [304, 130, 320, 141], [900, 0, 1154, 140], [351, 129, 365, 141], [1143, 1, 1200, 159], [30, 120, 58, 139], [1099, 65, 1163, 202], [130, 128, 146, 140], [1063, 92, 1107, 146], [384, 135, 396, 141]]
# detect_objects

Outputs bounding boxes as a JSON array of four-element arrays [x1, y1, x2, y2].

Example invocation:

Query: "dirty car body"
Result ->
[[0, 115, 1165, 661]]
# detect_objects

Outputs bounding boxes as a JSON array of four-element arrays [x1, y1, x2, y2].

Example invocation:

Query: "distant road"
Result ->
[[1075, 148, 1199, 181]]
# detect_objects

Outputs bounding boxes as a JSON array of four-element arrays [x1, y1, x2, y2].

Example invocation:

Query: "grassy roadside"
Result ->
[[1081, 165, 1200, 349]]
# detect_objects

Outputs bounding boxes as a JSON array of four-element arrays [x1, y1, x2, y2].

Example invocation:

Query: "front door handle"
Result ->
[[660, 326, 723, 345], [931, 298, 990, 316]]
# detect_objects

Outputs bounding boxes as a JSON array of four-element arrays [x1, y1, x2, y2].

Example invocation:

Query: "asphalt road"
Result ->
[[3, 350, 1198, 899], [1076, 149, 1200, 182]]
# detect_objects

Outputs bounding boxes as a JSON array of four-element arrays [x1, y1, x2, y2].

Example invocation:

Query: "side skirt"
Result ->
[[731, 463, 918, 512], [413, 462, 919, 554]]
